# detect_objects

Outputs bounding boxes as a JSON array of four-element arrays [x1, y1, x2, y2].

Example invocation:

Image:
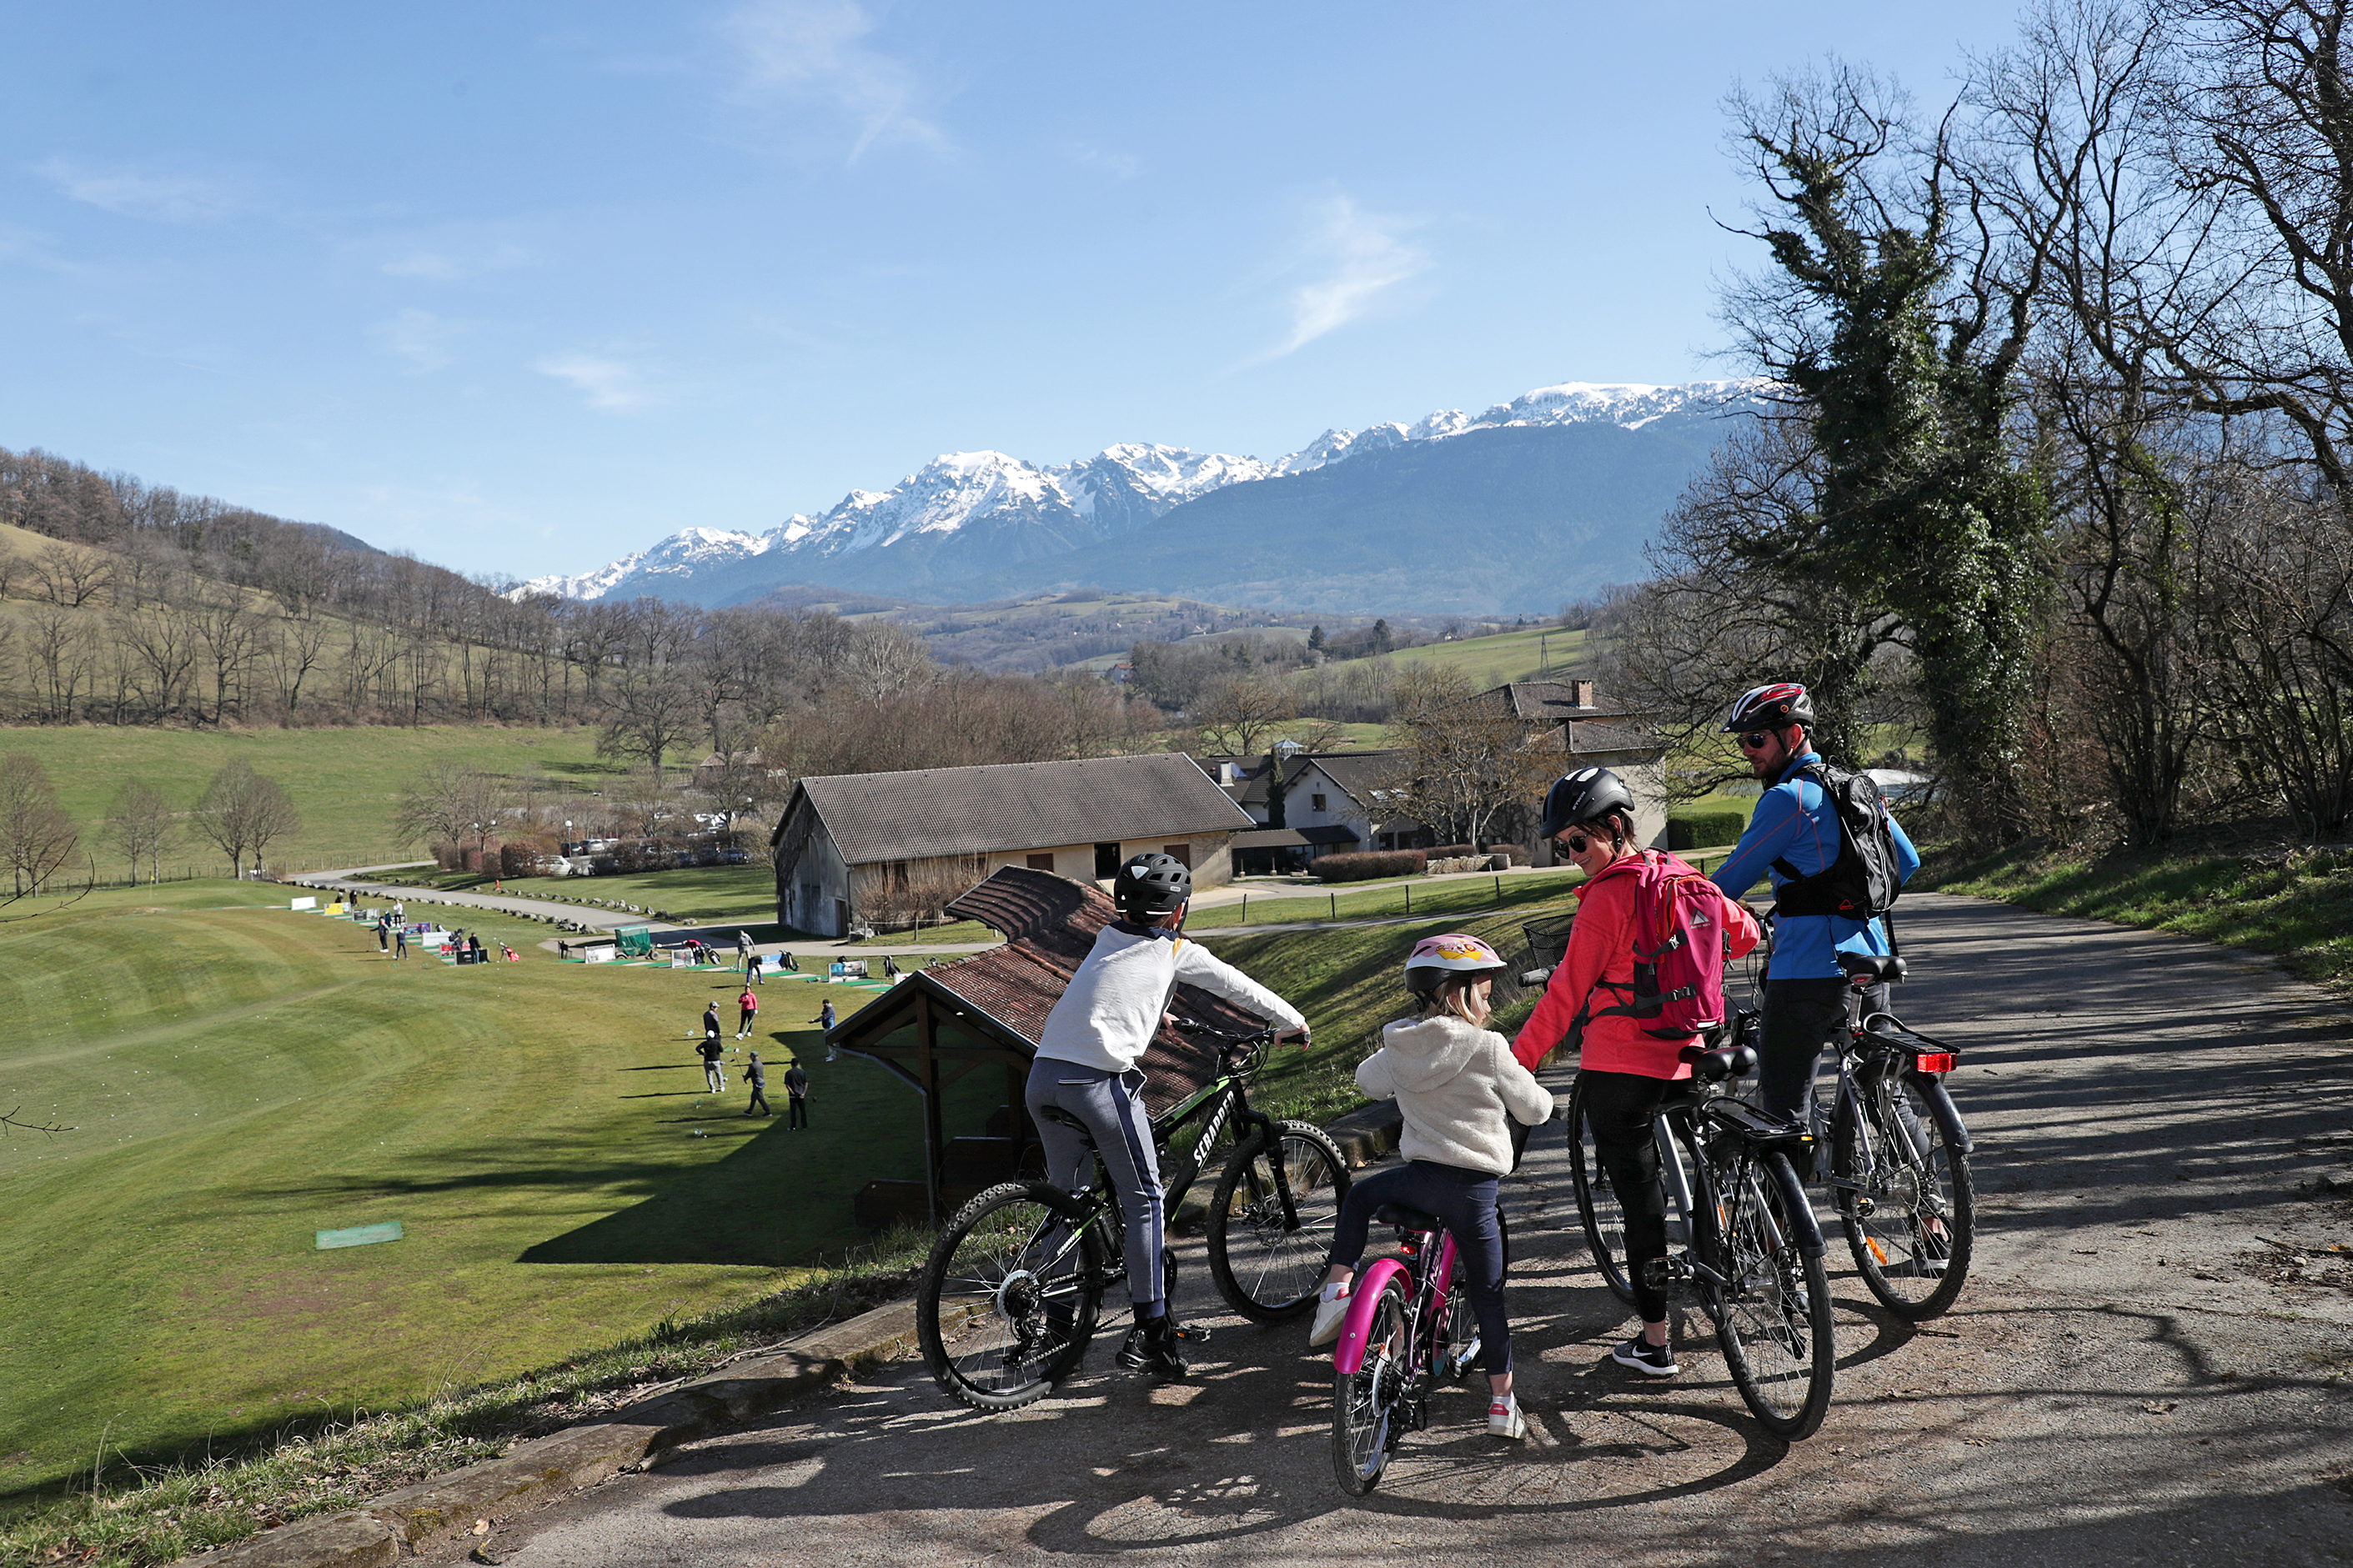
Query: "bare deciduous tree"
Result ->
[[1379, 665, 1560, 848], [104, 777, 178, 884], [190, 761, 301, 878], [1192, 674, 1297, 758], [0, 753, 80, 895], [391, 764, 501, 858]]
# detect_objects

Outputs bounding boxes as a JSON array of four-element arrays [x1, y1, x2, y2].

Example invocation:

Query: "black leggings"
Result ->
[[1578, 1070, 1676, 1325]]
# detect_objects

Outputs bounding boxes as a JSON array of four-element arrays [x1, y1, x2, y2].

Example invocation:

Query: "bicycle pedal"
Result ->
[[1640, 1256, 1692, 1290]]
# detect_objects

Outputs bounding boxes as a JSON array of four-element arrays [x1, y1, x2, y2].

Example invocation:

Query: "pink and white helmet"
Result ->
[[1404, 933, 1507, 994]]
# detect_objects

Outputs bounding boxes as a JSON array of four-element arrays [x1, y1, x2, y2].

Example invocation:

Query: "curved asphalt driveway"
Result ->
[[437, 892, 2353, 1568]]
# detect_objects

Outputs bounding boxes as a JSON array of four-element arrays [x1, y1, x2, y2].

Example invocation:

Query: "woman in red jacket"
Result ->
[[1513, 767, 1758, 1377]]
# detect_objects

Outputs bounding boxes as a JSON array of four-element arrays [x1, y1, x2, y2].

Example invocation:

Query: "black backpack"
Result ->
[[1770, 763, 1902, 921]]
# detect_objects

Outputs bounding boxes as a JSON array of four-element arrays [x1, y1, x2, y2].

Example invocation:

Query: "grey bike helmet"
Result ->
[[1721, 681, 1815, 734], [1538, 767, 1638, 841], [1114, 851, 1192, 918]]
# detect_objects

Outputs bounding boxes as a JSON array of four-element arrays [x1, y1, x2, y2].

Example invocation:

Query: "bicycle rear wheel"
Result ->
[[1330, 1275, 1412, 1495], [917, 1180, 1104, 1413], [1708, 1147, 1834, 1440], [1834, 1075, 1973, 1320], [1567, 1077, 1636, 1305], [1207, 1121, 1350, 1321]]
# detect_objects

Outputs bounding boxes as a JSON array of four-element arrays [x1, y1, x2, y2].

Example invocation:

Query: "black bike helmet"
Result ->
[[1537, 766, 1638, 840], [1721, 681, 1814, 734], [1114, 851, 1192, 918]]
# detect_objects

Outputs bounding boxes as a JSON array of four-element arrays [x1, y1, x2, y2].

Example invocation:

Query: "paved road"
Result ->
[[284, 868, 1000, 960], [437, 893, 2353, 1567]]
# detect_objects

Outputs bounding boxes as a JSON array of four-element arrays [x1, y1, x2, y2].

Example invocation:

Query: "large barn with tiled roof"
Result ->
[[769, 752, 1253, 938]]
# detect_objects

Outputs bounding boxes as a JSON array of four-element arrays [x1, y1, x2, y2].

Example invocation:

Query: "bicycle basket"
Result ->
[[1521, 913, 1577, 973]]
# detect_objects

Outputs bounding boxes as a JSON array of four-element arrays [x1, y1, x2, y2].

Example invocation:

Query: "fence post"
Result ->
[[1404, 884, 1412, 915], [1495, 875, 1502, 902], [1241, 894, 1247, 924], [1329, 892, 1337, 920]]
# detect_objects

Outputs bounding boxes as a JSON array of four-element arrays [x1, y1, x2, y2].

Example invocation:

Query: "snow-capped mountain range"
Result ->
[[518, 380, 1761, 605]]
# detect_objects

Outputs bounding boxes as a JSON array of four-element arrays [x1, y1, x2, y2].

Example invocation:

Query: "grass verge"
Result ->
[[1912, 839, 2353, 985], [0, 1226, 933, 1568]]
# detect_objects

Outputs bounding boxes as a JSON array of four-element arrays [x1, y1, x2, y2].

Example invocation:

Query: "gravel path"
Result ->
[[430, 892, 2353, 1567]]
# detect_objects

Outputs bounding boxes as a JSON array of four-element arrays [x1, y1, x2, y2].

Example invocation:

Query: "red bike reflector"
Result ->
[[1913, 1052, 1955, 1075]]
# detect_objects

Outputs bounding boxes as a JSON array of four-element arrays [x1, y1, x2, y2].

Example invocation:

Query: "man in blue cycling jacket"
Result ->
[[1708, 682, 1920, 1121]]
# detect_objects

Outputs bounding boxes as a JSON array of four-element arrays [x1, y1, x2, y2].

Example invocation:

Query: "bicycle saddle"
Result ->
[[1837, 951, 1907, 984], [1374, 1203, 1447, 1235]]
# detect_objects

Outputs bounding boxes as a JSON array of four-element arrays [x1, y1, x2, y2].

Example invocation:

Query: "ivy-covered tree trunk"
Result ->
[[1723, 68, 2053, 833]]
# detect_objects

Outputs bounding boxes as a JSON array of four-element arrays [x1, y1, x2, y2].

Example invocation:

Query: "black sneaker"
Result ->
[[1611, 1335, 1679, 1377], [1116, 1317, 1192, 1380]]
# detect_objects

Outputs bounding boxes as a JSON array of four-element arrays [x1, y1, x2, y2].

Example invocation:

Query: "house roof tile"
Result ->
[[788, 753, 1252, 867]]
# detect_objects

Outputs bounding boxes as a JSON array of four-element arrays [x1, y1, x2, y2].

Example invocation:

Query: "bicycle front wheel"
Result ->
[[1567, 1077, 1636, 1305], [1207, 1121, 1350, 1322], [1330, 1275, 1412, 1495], [917, 1180, 1104, 1413], [1709, 1148, 1834, 1440], [1834, 1075, 1974, 1320]]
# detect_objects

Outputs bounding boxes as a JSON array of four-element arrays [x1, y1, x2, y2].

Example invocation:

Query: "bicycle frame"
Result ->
[[1647, 1092, 1824, 1295], [1332, 1225, 1458, 1376], [1058, 1031, 1293, 1273]]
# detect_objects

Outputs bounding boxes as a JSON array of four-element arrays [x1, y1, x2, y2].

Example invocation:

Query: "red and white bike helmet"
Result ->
[[1403, 933, 1508, 998]]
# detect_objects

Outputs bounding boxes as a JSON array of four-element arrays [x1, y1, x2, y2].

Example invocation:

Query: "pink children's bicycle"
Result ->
[[1327, 1197, 1504, 1495]]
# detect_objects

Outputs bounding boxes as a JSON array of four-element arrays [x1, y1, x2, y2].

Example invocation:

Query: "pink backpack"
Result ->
[[1585, 850, 1731, 1041]]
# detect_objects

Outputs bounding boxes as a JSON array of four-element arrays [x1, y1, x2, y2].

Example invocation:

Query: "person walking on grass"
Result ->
[[377, 919, 389, 954], [784, 1056, 810, 1129], [814, 997, 837, 1062], [394, 925, 408, 961], [700, 1004, 726, 1093], [744, 1052, 771, 1116], [736, 986, 760, 1039]]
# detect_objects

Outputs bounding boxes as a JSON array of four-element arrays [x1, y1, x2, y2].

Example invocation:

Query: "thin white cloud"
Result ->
[[382, 242, 530, 281], [1271, 196, 1430, 357], [371, 309, 461, 372], [36, 157, 241, 223], [1066, 143, 1140, 180], [721, 0, 946, 159], [536, 353, 656, 411]]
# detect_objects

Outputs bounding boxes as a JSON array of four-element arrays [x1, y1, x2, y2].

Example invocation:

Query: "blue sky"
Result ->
[[1, 2, 2026, 582]]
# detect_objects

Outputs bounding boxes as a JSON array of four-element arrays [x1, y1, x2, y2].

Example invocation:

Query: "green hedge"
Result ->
[[1667, 805, 1749, 851]]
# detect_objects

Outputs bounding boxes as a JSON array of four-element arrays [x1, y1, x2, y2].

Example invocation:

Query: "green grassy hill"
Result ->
[[0, 884, 911, 1500], [1322, 623, 1589, 692], [0, 724, 618, 874]]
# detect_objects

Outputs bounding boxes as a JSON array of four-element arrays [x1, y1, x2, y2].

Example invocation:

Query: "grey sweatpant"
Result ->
[[1024, 1058, 1166, 1318]]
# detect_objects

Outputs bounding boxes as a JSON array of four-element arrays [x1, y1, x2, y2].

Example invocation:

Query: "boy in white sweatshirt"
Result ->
[[1029, 852, 1311, 1380], [1307, 933, 1553, 1439]]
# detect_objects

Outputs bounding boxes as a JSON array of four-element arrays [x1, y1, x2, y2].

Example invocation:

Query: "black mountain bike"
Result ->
[[1568, 1035, 1838, 1439], [1812, 950, 1974, 1320], [916, 1021, 1351, 1412]]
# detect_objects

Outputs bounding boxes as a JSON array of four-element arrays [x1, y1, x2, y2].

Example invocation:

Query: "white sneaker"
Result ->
[[1488, 1394, 1525, 1440], [1307, 1287, 1352, 1348]]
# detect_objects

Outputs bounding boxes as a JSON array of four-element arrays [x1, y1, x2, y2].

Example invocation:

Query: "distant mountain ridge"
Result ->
[[518, 380, 1763, 613]]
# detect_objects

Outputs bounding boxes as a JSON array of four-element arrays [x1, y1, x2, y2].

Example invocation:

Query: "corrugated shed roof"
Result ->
[[792, 753, 1252, 867]]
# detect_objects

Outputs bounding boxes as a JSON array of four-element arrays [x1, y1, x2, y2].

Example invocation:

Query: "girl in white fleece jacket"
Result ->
[[1307, 934, 1553, 1439]]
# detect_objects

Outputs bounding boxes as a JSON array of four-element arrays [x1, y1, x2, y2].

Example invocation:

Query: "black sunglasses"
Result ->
[[1738, 731, 1776, 750]]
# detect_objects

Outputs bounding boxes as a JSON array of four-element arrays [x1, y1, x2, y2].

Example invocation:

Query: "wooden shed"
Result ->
[[824, 864, 1262, 1228]]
